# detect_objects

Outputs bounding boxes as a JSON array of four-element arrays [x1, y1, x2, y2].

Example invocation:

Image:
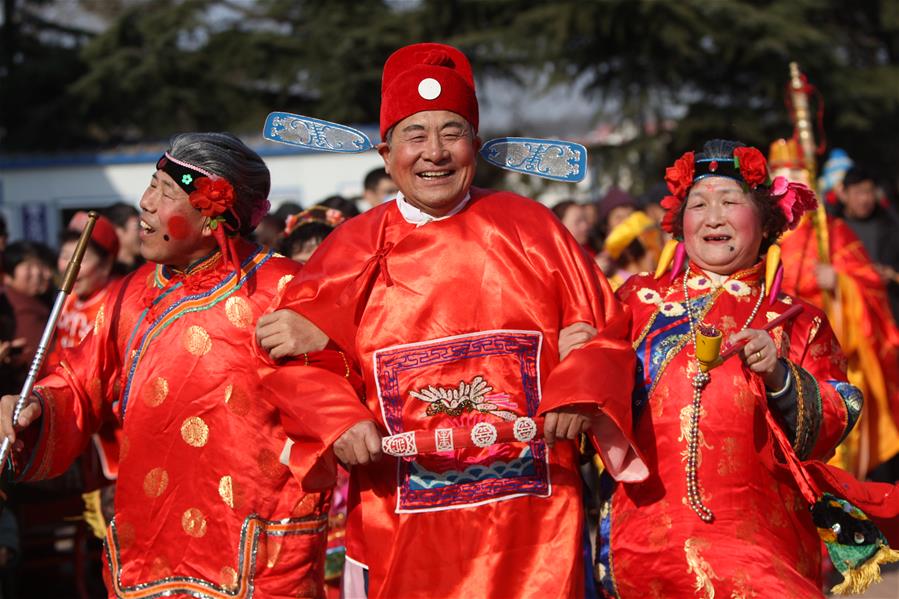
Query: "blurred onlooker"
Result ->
[[360, 167, 398, 212], [1, 241, 54, 391], [47, 212, 119, 365], [0, 213, 8, 253], [551, 199, 593, 256], [252, 214, 284, 249], [318, 194, 360, 218], [836, 166, 899, 322], [104, 202, 144, 275], [595, 187, 637, 239], [601, 211, 664, 290], [636, 182, 668, 234], [280, 206, 346, 265], [818, 148, 854, 213]]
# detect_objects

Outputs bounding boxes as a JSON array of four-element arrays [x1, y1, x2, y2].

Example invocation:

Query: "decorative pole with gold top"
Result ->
[[0, 211, 100, 471], [788, 62, 831, 311]]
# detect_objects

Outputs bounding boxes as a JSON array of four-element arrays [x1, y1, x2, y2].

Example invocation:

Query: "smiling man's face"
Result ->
[[138, 170, 216, 269], [378, 110, 480, 217]]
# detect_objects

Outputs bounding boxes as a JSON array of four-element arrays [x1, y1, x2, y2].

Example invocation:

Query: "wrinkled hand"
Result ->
[[333, 420, 382, 466], [256, 310, 329, 359], [815, 263, 837, 292], [0, 393, 42, 445], [543, 406, 592, 448], [729, 329, 787, 390], [558, 322, 597, 361]]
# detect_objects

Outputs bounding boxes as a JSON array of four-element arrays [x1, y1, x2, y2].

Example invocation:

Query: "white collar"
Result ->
[[395, 190, 471, 227]]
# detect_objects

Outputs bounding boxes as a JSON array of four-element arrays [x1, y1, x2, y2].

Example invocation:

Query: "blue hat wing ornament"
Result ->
[[263, 112, 373, 153], [480, 137, 587, 182]]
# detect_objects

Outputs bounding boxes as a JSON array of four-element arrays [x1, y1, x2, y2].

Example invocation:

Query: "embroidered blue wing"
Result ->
[[479, 137, 587, 182], [263, 112, 373, 153]]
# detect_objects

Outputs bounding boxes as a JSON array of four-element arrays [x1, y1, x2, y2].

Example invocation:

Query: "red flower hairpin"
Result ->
[[189, 177, 235, 221], [770, 176, 817, 229]]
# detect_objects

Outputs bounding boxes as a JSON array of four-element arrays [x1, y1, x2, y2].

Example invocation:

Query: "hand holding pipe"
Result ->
[[0, 212, 99, 472]]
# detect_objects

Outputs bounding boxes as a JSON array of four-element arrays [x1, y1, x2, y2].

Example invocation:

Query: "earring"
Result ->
[[765, 243, 783, 304]]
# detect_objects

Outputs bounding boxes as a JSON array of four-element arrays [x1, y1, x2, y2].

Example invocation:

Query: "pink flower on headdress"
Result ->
[[770, 176, 817, 230], [250, 198, 271, 230]]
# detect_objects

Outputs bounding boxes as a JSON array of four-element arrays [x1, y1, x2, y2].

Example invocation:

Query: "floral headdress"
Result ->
[[156, 152, 270, 274], [282, 206, 347, 237], [660, 146, 817, 238]]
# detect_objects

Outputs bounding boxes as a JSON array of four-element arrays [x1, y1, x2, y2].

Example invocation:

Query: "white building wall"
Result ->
[[0, 148, 384, 245]]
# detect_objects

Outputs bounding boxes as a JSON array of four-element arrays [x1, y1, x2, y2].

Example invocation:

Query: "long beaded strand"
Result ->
[[682, 265, 765, 522]]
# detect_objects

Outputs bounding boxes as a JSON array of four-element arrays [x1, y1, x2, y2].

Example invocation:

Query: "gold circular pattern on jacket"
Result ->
[[116, 520, 136, 551], [257, 448, 287, 479], [143, 467, 169, 498], [149, 556, 172, 578], [224, 384, 251, 416], [142, 376, 169, 408], [180, 416, 209, 447], [220, 566, 238, 592], [182, 508, 207, 538], [119, 435, 130, 461], [183, 325, 212, 356], [218, 475, 245, 509], [277, 274, 294, 293], [225, 296, 253, 329]]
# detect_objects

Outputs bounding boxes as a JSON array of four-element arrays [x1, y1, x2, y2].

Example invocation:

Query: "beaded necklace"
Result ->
[[682, 264, 765, 522]]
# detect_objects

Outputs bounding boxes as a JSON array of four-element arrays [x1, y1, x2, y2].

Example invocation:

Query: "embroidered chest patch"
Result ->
[[374, 330, 549, 513]]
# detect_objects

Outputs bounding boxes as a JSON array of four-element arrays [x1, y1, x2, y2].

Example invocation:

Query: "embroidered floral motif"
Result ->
[[723, 279, 750, 297], [684, 538, 719, 599], [659, 301, 685, 317], [181, 174, 193, 186], [409, 375, 518, 421], [637, 288, 663, 305], [687, 275, 712, 291]]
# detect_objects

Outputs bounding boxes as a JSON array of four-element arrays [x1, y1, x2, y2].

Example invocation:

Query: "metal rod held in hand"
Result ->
[[0, 211, 99, 473]]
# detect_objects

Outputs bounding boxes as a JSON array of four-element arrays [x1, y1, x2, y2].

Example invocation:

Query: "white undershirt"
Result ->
[[395, 190, 471, 227]]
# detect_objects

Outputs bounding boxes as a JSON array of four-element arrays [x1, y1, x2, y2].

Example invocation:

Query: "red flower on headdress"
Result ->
[[665, 151, 694, 199], [189, 177, 235, 218], [660, 194, 681, 234], [770, 176, 818, 230], [733, 147, 769, 188]]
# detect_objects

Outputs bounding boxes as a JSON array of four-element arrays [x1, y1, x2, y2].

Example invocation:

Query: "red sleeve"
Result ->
[[16, 296, 123, 482], [533, 218, 647, 482], [259, 350, 374, 492], [786, 304, 855, 461]]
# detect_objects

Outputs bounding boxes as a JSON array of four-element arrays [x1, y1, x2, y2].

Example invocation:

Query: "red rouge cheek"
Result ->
[[166, 215, 191, 240]]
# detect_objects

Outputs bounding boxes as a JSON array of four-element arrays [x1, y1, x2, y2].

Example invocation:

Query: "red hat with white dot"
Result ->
[[379, 42, 479, 141]]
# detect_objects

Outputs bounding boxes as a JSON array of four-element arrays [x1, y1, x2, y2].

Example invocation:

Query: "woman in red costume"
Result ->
[[595, 139, 860, 598]]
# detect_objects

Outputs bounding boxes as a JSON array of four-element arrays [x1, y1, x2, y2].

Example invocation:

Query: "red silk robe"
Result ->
[[780, 214, 899, 475], [15, 240, 369, 599], [598, 263, 856, 598], [279, 188, 645, 598]]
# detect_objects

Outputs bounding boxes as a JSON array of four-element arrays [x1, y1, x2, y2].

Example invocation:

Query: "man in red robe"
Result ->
[[1, 132, 368, 598], [256, 43, 647, 598], [769, 139, 899, 477]]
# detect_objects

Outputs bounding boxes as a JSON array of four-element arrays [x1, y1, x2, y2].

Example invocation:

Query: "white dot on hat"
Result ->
[[418, 78, 441, 100]]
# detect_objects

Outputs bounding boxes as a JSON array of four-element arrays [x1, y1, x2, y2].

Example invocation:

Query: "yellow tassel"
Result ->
[[654, 238, 679, 279], [81, 489, 107, 540], [765, 243, 781, 293], [831, 545, 899, 595]]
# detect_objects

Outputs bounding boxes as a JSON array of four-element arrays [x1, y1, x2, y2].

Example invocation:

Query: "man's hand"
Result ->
[[815, 263, 837, 292], [333, 420, 382, 466], [0, 393, 42, 444], [256, 310, 329, 359], [543, 406, 592, 448], [558, 322, 597, 361]]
